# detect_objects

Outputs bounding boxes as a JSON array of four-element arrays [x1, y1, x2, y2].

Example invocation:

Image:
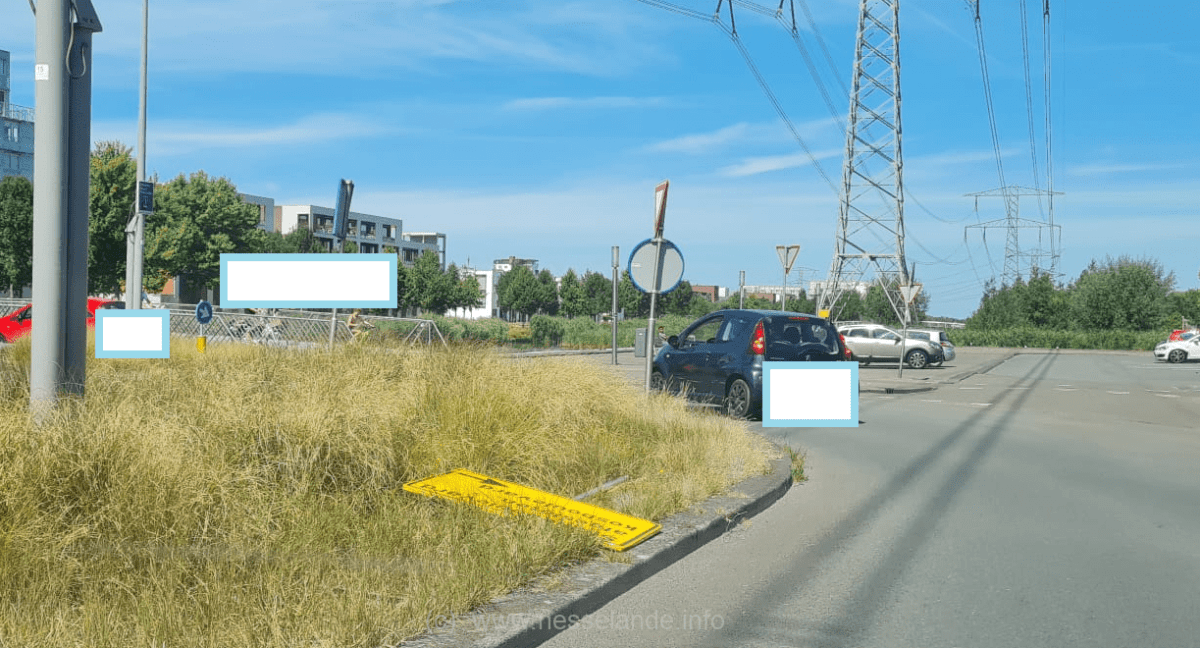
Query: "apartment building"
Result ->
[[0, 50, 35, 183], [275, 204, 444, 269]]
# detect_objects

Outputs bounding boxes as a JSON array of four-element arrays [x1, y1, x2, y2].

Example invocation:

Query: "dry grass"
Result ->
[[0, 335, 770, 647]]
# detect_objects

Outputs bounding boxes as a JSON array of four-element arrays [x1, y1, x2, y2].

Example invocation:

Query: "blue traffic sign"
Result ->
[[195, 300, 213, 325], [137, 181, 154, 214]]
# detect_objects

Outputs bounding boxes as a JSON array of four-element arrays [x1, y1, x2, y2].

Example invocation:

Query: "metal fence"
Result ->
[[0, 298, 31, 317], [167, 308, 447, 349], [0, 298, 445, 350]]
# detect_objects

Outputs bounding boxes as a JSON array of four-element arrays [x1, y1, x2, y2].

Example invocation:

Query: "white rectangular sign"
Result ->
[[220, 253, 397, 308]]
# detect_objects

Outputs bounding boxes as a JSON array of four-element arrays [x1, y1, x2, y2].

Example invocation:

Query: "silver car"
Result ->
[[837, 322, 944, 369], [906, 328, 956, 365]]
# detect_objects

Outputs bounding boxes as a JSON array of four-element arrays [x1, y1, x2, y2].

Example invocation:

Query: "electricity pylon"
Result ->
[[819, 0, 910, 323], [965, 185, 1063, 285]]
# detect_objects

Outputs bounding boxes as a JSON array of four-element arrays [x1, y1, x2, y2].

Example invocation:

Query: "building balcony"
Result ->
[[1, 103, 35, 123]]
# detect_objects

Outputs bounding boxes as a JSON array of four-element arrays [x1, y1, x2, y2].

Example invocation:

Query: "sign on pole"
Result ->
[[899, 283, 922, 304], [137, 180, 154, 214], [628, 239, 684, 295], [776, 245, 799, 275], [653, 180, 669, 239]]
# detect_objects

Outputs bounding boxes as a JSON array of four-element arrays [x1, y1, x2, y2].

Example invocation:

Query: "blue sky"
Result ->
[[4, 0, 1198, 319]]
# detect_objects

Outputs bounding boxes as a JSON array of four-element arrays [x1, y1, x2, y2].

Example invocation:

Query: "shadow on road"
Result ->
[[714, 351, 1062, 647]]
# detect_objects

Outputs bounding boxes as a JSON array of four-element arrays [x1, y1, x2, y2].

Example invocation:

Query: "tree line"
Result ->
[[966, 257, 1200, 332], [0, 141, 481, 315]]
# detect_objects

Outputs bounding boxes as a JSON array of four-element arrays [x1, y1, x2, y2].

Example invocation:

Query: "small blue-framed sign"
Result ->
[[762, 361, 859, 427], [95, 310, 171, 359], [137, 181, 154, 214], [195, 300, 213, 325]]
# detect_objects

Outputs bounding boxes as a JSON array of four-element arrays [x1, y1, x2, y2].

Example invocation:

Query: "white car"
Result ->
[[1154, 336, 1200, 363], [906, 328, 956, 365]]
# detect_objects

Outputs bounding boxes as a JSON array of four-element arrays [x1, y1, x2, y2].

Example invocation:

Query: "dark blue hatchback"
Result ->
[[650, 309, 849, 419]]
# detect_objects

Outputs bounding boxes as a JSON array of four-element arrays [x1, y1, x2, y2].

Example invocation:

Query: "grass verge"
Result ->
[[0, 334, 770, 647]]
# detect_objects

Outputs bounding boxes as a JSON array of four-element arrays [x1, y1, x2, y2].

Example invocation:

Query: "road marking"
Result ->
[[1006, 386, 1031, 390], [921, 399, 942, 403], [1054, 388, 1077, 392], [970, 402, 992, 407], [1154, 393, 1181, 398], [959, 387, 983, 390], [1107, 391, 1130, 395]]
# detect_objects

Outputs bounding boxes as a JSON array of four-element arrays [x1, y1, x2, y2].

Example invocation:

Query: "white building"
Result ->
[[0, 50, 35, 183]]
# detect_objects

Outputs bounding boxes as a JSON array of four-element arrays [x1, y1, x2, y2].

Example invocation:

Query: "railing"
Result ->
[[0, 298, 31, 317], [1, 104, 35, 122], [166, 307, 447, 349]]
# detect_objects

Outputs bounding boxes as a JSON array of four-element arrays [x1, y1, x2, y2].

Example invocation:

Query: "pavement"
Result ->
[[401, 346, 1025, 648]]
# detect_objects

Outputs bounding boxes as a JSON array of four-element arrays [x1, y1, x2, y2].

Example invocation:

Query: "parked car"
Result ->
[[1154, 336, 1200, 363], [837, 322, 943, 369], [1168, 328, 1198, 342], [0, 298, 125, 343], [905, 328, 956, 365], [650, 309, 849, 419]]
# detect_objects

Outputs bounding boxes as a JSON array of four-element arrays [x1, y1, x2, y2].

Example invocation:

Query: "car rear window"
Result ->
[[765, 317, 841, 355]]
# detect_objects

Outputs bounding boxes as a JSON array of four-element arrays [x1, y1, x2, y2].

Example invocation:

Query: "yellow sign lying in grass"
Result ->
[[402, 469, 661, 551]]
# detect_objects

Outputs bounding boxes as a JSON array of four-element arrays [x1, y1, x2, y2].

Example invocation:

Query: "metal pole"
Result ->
[[30, 0, 71, 422], [126, 0, 147, 310], [781, 265, 787, 311], [738, 270, 745, 309], [65, 13, 100, 397], [611, 245, 619, 364], [643, 237, 662, 391]]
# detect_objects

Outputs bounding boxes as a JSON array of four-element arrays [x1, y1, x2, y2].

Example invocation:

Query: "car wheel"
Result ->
[[650, 370, 667, 391], [906, 349, 929, 369], [724, 378, 752, 419], [1168, 349, 1186, 363]]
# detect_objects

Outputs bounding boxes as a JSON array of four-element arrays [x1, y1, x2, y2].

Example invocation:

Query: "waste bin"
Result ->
[[634, 327, 647, 358]]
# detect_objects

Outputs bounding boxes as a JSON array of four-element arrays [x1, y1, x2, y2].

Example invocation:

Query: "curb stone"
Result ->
[[399, 446, 793, 648]]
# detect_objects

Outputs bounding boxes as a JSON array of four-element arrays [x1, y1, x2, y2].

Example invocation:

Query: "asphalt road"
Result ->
[[538, 350, 1200, 647]]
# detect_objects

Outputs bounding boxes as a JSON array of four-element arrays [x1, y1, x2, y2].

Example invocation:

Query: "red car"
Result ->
[[0, 299, 125, 343], [1169, 328, 1199, 342]]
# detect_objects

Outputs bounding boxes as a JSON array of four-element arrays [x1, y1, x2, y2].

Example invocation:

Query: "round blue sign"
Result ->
[[195, 300, 213, 325], [627, 238, 685, 294]]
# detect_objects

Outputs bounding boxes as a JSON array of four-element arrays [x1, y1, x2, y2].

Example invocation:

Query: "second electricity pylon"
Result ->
[[964, 185, 1063, 285], [820, 0, 910, 323]]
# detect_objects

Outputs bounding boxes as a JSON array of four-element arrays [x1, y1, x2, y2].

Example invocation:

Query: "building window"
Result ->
[[297, 214, 309, 230], [4, 125, 16, 142]]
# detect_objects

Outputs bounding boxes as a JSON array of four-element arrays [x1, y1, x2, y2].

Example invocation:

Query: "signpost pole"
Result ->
[[611, 245, 619, 365], [328, 179, 353, 349], [644, 238, 662, 391], [739, 270, 745, 309], [644, 181, 669, 392]]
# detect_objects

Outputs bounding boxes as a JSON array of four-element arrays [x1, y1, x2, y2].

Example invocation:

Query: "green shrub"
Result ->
[[530, 315, 566, 346]]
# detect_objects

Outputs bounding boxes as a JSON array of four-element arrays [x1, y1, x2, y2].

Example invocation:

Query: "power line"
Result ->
[[634, 0, 839, 192]]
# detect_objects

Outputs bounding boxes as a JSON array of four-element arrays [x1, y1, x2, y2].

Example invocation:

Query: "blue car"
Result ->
[[650, 309, 850, 419]]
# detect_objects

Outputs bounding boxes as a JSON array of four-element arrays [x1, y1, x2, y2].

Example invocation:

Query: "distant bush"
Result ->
[[949, 327, 1165, 351]]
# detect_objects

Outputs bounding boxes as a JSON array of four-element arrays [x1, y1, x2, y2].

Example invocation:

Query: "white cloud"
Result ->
[[1067, 162, 1185, 177], [720, 148, 842, 177], [645, 123, 752, 154], [91, 112, 402, 157], [502, 96, 669, 111]]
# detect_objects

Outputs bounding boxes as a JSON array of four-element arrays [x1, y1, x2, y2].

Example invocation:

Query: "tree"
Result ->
[[452, 268, 484, 313], [497, 265, 541, 320], [582, 271, 613, 319], [617, 270, 649, 318], [1069, 256, 1174, 330], [661, 279, 695, 316], [404, 251, 457, 315], [88, 141, 137, 295], [0, 175, 33, 297], [143, 171, 265, 293], [536, 269, 559, 316], [559, 269, 588, 318]]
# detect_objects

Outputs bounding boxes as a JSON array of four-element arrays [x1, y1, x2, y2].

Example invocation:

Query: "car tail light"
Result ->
[[749, 320, 765, 355], [840, 334, 851, 360]]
